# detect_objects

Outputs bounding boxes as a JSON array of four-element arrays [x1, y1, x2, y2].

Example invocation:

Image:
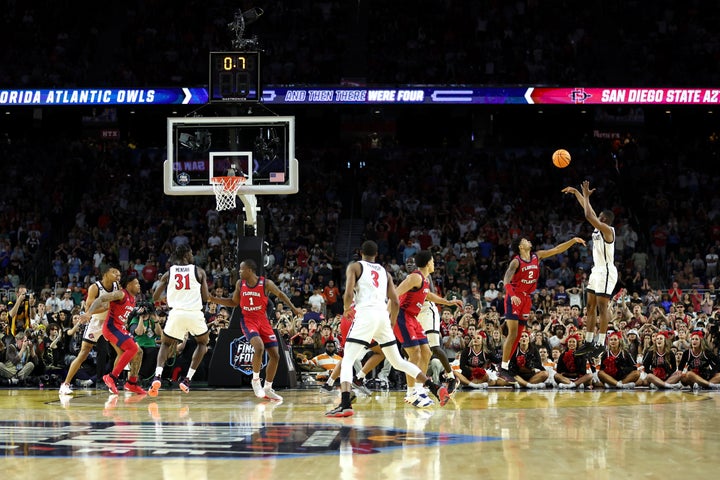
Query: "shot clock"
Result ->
[[208, 51, 261, 103]]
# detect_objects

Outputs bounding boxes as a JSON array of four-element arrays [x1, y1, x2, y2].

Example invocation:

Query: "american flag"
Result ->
[[269, 172, 285, 182]]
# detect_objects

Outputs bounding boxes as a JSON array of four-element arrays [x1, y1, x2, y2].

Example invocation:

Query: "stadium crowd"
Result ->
[[1, 1, 720, 390], [0, 119, 718, 390]]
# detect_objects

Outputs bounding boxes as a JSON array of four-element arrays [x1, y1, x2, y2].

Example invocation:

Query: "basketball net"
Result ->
[[210, 176, 246, 211]]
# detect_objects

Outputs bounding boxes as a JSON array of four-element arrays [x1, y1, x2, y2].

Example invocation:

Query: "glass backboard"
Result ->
[[164, 116, 297, 195]]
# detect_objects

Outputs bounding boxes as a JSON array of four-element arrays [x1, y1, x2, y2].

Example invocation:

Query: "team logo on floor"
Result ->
[[0, 420, 497, 458]]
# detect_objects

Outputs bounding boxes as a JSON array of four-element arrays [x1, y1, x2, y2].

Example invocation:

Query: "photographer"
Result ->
[[0, 331, 38, 385], [128, 302, 164, 380]]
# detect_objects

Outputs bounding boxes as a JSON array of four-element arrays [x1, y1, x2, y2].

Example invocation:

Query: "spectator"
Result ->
[[0, 331, 38, 385], [322, 280, 341, 316]]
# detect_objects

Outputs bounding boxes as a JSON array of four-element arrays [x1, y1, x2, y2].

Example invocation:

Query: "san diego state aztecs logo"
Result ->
[[230, 336, 268, 375]]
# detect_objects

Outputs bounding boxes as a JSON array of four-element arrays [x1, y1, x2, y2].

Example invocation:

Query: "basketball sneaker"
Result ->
[[148, 376, 162, 397], [59, 382, 73, 396], [264, 388, 283, 402], [434, 385, 450, 406], [251, 378, 266, 398], [179, 377, 191, 393], [497, 367, 517, 383], [102, 374, 118, 395], [124, 381, 147, 395], [574, 341, 597, 357], [591, 343, 607, 358], [325, 405, 354, 417], [406, 391, 434, 408], [320, 383, 337, 394], [444, 375, 458, 395], [352, 378, 372, 396]]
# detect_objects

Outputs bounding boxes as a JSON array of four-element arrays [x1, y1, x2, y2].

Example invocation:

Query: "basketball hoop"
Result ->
[[210, 176, 246, 211]]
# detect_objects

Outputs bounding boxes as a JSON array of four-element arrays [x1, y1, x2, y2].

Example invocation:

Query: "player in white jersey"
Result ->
[[408, 257, 458, 394], [325, 241, 450, 417], [59, 266, 121, 396], [149, 244, 210, 396], [563, 180, 617, 357]]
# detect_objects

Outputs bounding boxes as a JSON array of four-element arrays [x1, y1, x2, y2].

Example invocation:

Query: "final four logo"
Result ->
[[230, 336, 268, 375]]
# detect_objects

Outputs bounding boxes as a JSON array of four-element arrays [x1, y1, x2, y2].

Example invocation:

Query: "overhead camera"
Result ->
[[229, 7, 264, 50]]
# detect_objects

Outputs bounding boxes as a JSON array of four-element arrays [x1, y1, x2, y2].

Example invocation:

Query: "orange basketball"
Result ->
[[552, 149, 571, 168]]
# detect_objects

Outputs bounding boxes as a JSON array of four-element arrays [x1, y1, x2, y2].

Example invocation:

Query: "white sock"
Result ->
[[186, 368, 196, 380], [407, 386, 414, 396], [597, 333, 606, 345], [357, 371, 366, 380], [265, 381, 273, 390], [327, 377, 336, 386], [154, 367, 164, 377], [253, 371, 260, 380], [501, 361, 509, 370], [585, 332, 594, 343]]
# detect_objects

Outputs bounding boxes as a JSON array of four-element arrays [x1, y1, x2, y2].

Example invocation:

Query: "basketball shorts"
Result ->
[[82, 317, 105, 344], [240, 316, 278, 348], [394, 310, 429, 348], [504, 292, 532, 324], [587, 264, 618, 297], [346, 306, 396, 348], [164, 309, 209, 341], [417, 303, 441, 348]]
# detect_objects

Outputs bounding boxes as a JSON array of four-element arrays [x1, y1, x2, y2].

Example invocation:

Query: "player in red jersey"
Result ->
[[395, 250, 463, 407], [210, 259, 300, 401], [85, 274, 145, 395], [497, 236, 585, 383]]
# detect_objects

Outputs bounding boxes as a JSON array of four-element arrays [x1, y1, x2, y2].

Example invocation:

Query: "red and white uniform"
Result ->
[[394, 270, 430, 348], [240, 277, 277, 347], [102, 290, 136, 348], [505, 253, 539, 323]]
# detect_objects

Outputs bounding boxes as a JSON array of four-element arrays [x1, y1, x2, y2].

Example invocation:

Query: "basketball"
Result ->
[[552, 149, 571, 168]]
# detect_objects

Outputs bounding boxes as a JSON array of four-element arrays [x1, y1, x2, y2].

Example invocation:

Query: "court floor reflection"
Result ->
[[0, 387, 715, 480]]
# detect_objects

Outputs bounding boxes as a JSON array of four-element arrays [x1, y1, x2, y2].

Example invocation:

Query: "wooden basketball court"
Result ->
[[0, 386, 715, 479]]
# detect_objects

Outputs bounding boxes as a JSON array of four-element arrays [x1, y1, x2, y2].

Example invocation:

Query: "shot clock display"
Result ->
[[209, 51, 261, 103]]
